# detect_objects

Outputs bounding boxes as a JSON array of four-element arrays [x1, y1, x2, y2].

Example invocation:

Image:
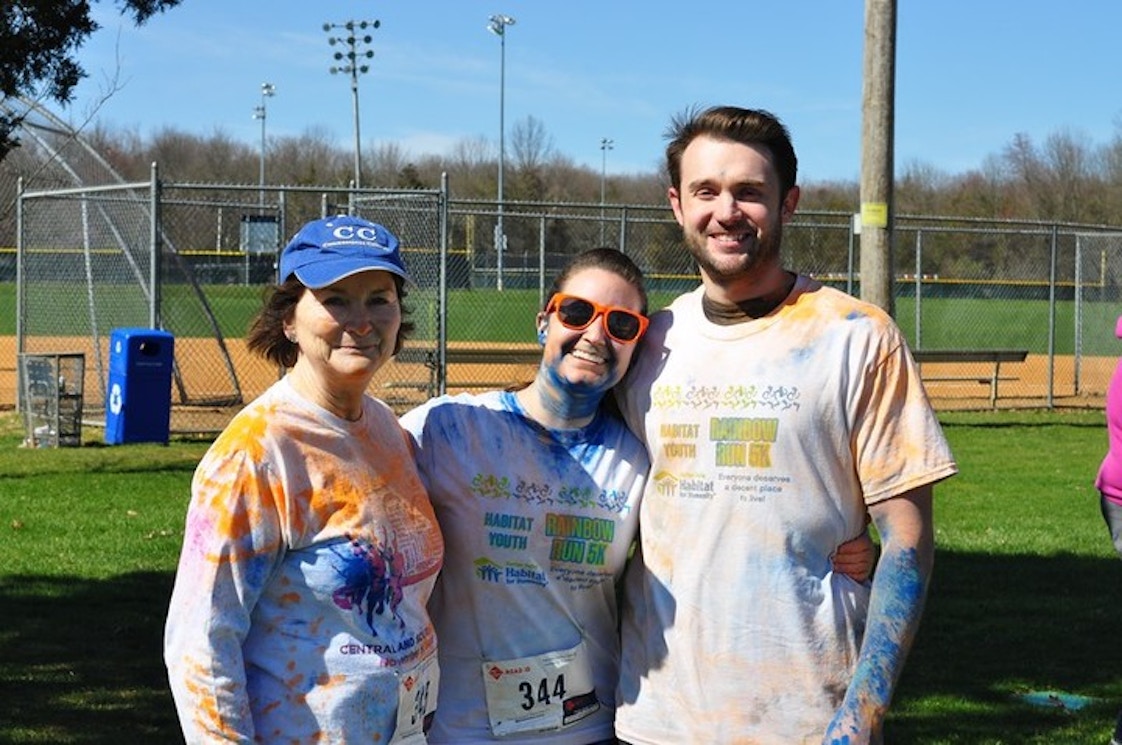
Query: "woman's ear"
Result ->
[[535, 313, 548, 345]]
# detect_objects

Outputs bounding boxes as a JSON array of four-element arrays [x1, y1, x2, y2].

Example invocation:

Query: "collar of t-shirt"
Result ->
[[701, 272, 796, 324]]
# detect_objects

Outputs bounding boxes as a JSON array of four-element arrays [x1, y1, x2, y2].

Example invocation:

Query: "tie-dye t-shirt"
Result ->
[[400, 390, 648, 744], [615, 278, 956, 744], [165, 376, 443, 743]]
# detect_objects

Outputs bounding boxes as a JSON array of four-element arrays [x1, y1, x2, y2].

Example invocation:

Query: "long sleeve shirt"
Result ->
[[165, 377, 443, 743]]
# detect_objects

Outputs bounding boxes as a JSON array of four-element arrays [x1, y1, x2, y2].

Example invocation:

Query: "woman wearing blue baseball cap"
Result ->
[[165, 215, 443, 743]]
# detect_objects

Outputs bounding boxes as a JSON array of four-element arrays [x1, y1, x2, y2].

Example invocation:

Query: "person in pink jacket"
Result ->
[[1095, 314, 1122, 745], [1096, 315, 1122, 559]]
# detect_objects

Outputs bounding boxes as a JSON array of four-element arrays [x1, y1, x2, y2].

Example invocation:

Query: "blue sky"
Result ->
[[63, 1, 1122, 184]]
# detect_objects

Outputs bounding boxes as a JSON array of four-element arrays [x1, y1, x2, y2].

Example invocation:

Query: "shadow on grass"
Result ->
[[888, 549, 1122, 743], [939, 420, 1105, 430], [0, 553, 1119, 744], [0, 571, 181, 744]]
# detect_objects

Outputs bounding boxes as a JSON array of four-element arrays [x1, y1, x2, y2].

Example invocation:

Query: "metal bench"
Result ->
[[913, 349, 1029, 409]]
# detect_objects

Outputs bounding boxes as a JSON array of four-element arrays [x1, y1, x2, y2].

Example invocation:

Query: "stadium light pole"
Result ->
[[325, 19, 380, 191], [599, 137, 613, 244], [253, 82, 275, 207], [487, 13, 515, 291]]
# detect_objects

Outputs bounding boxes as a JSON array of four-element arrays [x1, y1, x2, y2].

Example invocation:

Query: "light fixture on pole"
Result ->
[[325, 19, 380, 191], [487, 13, 515, 291], [253, 82, 275, 207], [599, 137, 614, 244]]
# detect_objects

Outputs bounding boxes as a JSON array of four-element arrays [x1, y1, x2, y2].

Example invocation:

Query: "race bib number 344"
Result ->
[[482, 642, 599, 737]]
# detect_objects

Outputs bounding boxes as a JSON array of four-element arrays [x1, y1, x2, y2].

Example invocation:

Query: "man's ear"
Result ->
[[780, 185, 801, 223], [668, 186, 685, 226]]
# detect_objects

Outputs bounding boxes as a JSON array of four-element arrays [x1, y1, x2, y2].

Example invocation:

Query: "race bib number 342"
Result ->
[[390, 655, 438, 743]]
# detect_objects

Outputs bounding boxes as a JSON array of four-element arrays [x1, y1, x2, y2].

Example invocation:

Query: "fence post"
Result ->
[[538, 215, 546, 307], [149, 162, 161, 329], [1047, 224, 1058, 407], [1075, 233, 1084, 394], [618, 207, 628, 254], [914, 229, 923, 348], [437, 173, 449, 396], [846, 214, 857, 297], [15, 176, 24, 414]]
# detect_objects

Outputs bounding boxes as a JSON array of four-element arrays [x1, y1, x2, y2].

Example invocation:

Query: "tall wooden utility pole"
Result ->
[[860, 0, 897, 314]]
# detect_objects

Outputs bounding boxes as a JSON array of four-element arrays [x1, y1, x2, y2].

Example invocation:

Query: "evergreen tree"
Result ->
[[0, 0, 183, 161]]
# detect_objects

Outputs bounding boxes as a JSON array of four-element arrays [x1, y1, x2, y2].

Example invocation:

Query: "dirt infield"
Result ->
[[0, 337, 543, 432], [0, 336, 1111, 434]]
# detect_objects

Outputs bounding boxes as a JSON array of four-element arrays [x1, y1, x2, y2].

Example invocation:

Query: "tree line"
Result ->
[[5, 113, 1122, 296], [4, 108, 1122, 251], [61, 115, 1122, 227]]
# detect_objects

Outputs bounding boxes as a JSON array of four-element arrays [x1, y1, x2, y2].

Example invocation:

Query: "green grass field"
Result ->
[[0, 409, 1119, 743], [5, 281, 1119, 355]]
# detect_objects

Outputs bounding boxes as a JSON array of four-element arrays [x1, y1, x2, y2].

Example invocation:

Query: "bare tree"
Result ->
[[444, 136, 495, 199], [1043, 128, 1102, 222], [1003, 132, 1059, 218], [896, 160, 951, 215], [1001, 128, 1107, 223], [944, 158, 1016, 219], [510, 115, 555, 200], [510, 115, 554, 173], [144, 126, 254, 183], [269, 126, 350, 187], [367, 142, 409, 188]]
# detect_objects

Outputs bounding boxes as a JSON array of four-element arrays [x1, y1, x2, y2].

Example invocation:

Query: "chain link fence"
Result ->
[[891, 218, 1122, 407], [13, 176, 447, 433], [12, 177, 1122, 436]]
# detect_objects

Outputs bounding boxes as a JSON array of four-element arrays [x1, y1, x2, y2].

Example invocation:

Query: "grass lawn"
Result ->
[[5, 280, 1122, 354], [0, 409, 1118, 743]]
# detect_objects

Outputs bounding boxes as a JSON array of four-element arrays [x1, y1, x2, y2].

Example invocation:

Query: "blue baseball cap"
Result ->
[[279, 215, 409, 289]]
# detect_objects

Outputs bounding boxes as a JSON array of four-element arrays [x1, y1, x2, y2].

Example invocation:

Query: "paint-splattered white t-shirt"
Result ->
[[165, 377, 443, 743], [615, 278, 956, 744], [401, 390, 648, 744]]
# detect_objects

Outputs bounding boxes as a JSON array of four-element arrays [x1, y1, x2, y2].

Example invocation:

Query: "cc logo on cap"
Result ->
[[333, 225, 383, 242]]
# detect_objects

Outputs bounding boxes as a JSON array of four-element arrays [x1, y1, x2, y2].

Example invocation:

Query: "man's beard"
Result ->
[[685, 221, 783, 283]]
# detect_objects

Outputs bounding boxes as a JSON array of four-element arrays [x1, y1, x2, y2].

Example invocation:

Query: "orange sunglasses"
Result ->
[[545, 293, 649, 343]]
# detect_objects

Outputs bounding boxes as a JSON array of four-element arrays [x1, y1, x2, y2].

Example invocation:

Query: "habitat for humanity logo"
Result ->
[[474, 557, 548, 586], [653, 470, 714, 500]]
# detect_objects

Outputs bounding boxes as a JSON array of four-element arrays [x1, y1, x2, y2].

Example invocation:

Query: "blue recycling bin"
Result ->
[[105, 328, 175, 444]]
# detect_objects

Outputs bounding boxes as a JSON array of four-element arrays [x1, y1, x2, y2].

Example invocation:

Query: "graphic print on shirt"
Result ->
[[650, 382, 794, 505], [651, 381, 801, 413], [470, 471, 629, 593], [331, 536, 405, 628], [325, 533, 429, 660]]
